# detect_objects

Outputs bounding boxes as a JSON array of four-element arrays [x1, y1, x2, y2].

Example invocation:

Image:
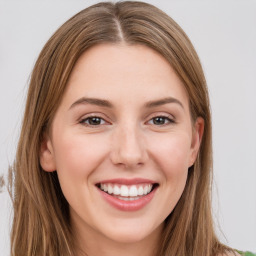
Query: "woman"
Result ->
[[8, 1, 254, 256]]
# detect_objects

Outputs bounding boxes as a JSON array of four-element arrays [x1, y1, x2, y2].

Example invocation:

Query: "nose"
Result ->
[[110, 124, 148, 169]]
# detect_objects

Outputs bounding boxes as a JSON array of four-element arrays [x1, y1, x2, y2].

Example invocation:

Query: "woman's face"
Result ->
[[40, 44, 203, 245]]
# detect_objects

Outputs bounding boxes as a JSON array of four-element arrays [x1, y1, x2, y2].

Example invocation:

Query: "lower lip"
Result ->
[[97, 187, 157, 211]]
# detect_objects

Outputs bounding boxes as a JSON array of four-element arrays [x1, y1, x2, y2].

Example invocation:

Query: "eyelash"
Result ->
[[148, 115, 175, 126], [79, 114, 175, 128], [79, 115, 108, 127]]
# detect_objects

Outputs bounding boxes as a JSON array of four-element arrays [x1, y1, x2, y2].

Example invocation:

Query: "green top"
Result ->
[[237, 251, 256, 256]]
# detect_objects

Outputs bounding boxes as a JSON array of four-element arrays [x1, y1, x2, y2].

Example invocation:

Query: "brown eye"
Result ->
[[149, 116, 174, 125], [80, 117, 106, 126]]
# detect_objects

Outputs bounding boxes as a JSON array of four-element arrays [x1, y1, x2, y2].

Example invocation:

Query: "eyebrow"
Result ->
[[144, 97, 184, 109], [69, 97, 113, 109], [69, 96, 184, 110]]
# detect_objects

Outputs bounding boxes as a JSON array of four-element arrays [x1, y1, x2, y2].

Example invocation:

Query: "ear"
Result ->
[[189, 117, 204, 167], [40, 133, 56, 172]]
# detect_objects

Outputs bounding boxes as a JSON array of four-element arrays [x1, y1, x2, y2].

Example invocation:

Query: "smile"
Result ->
[[96, 179, 159, 211], [99, 183, 153, 199]]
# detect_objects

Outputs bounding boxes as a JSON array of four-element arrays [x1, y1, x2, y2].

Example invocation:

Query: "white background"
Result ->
[[0, 0, 255, 255]]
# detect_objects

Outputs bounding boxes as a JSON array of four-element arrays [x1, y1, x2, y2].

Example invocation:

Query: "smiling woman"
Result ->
[[40, 44, 203, 250], [7, 1, 254, 256]]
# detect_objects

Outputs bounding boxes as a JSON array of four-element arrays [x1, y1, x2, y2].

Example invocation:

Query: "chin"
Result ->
[[118, 231, 146, 243], [106, 231, 151, 244], [100, 220, 162, 244]]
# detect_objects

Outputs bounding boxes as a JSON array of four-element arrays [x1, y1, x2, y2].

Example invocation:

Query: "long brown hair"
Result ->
[[9, 1, 234, 255]]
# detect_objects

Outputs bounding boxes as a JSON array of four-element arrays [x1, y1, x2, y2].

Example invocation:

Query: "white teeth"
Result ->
[[129, 185, 138, 197], [148, 184, 153, 194], [120, 185, 129, 196], [113, 185, 120, 195], [107, 184, 113, 194], [117, 196, 140, 201], [138, 186, 144, 196], [143, 186, 148, 195], [99, 183, 154, 197]]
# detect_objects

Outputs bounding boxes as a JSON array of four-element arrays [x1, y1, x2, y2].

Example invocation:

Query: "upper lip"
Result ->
[[96, 178, 158, 185]]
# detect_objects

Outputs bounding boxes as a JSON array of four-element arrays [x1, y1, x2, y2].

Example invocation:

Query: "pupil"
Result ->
[[89, 117, 101, 125], [154, 117, 165, 125]]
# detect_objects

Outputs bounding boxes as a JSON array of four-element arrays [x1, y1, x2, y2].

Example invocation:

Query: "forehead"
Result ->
[[63, 43, 189, 110]]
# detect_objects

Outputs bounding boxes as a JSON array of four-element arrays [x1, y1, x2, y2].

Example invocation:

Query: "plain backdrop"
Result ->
[[0, 0, 255, 255]]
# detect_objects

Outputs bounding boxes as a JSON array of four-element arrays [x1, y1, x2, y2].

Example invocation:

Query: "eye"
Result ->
[[148, 116, 174, 126], [80, 116, 107, 126]]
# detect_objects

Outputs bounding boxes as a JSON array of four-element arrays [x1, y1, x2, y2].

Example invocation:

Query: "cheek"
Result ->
[[149, 133, 192, 177], [147, 133, 192, 218], [51, 131, 110, 213], [52, 131, 109, 179]]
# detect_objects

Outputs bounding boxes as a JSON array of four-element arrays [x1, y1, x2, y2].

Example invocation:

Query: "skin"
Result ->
[[40, 44, 204, 256]]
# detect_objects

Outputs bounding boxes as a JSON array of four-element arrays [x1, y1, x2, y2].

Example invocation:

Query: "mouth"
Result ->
[[96, 182, 158, 201], [95, 179, 159, 211]]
